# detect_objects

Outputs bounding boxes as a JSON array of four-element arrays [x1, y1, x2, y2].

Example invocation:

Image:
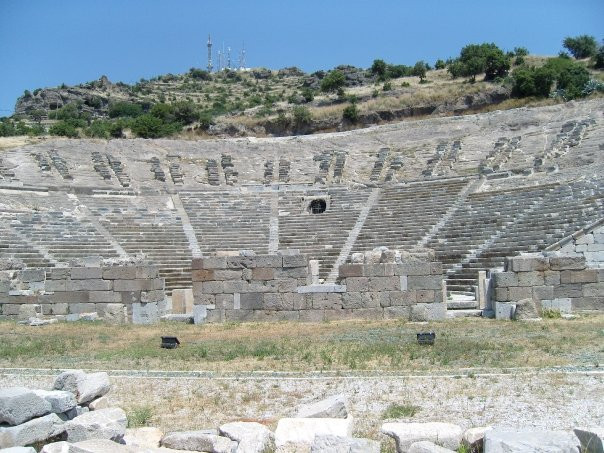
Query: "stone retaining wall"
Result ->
[[192, 252, 445, 323], [0, 265, 165, 323], [492, 254, 604, 312], [545, 220, 604, 268]]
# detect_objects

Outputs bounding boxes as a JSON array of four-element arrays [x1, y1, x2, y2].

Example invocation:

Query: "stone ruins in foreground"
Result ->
[[1, 98, 603, 322]]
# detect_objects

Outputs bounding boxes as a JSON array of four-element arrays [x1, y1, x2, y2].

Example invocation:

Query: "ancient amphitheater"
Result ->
[[1, 98, 603, 322]]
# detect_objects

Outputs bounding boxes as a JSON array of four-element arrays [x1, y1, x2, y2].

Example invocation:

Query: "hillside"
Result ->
[[8, 50, 604, 139]]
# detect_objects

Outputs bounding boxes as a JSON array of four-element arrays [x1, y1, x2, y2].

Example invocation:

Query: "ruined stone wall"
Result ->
[[545, 221, 604, 268], [492, 254, 604, 312], [0, 265, 165, 323], [191, 253, 445, 322]]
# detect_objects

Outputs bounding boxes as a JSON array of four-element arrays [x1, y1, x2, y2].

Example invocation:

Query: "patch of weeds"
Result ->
[[542, 309, 562, 319], [381, 403, 420, 419], [457, 443, 471, 453], [127, 405, 154, 427]]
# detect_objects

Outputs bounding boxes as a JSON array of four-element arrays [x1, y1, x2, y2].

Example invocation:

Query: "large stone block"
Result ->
[[508, 286, 533, 301], [394, 262, 432, 276], [66, 280, 112, 292], [484, 428, 580, 452], [541, 298, 572, 314], [410, 303, 446, 321], [312, 293, 343, 310], [240, 292, 263, 310], [20, 269, 45, 283], [408, 441, 456, 452], [549, 256, 586, 270], [339, 264, 364, 278], [495, 302, 515, 320], [275, 267, 307, 279], [275, 417, 354, 449], [299, 310, 324, 322], [544, 270, 561, 286], [381, 422, 462, 452], [416, 290, 436, 303], [160, 430, 236, 452], [532, 285, 554, 301], [583, 282, 604, 297], [131, 302, 159, 324], [263, 293, 293, 310], [102, 266, 137, 280], [191, 269, 215, 282], [407, 276, 442, 290], [368, 277, 399, 292], [64, 407, 127, 443], [384, 306, 410, 319], [517, 271, 545, 287], [554, 284, 584, 298], [296, 395, 348, 419], [213, 269, 243, 281], [494, 287, 509, 302], [344, 277, 369, 292], [312, 435, 381, 453], [32, 390, 77, 414], [282, 255, 307, 268], [171, 289, 194, 314], [493, 272, 518, 288], [88, 291, 121, 303], [219, 421, 275, 453], [0, 413, 65, 449], [0, 387, 51, 426], [572, 297, 604, 311], [53, 370, 110, 404], [70, 268, 103, 280]]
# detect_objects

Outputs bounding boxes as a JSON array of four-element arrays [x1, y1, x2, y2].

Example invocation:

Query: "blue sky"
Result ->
[[1, 0, 602, 114]]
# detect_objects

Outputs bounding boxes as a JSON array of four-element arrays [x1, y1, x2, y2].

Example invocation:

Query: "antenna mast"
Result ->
[[207, 34, 213, 72], [227, 46, 231, 70], [239, 42, 246, 70]]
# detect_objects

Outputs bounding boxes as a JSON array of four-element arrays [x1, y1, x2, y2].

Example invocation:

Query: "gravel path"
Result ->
[[1, 367, 602, 443]]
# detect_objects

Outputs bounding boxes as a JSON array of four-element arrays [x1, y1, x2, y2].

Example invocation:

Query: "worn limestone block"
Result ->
[[583, 282, 604, 297], [323, 309, 355, 321], [282, 254, 306, 268], [218, 421, 274, 453], [311, 435, 381, 453], [532, 285, 554, 300], [70, 268, 103, 280], [416, 290, 436, 303], [495, 302, 515, 320], [312, 293, 343, 310], [463, 426, 492, 452], [171, 289, 193, 314], [262, 293, 293, 310], [544, 270, 561, 286], [102, 266, 137, 280], [517, 271, 545, 287], [0, 413, 65, 449], [132, 302, 159, 324], [275, 417, 354, 448], [0, 387, 52, 425], [554, 284, 584, 298], [407, 276, 442, 290], [513, 298, 540, 320], [88, 291, 121, 303], [410, 303, 446, 321], [160, 430, 235, 452], [381, 422, 462, 452], [549, 256, 586, 270], [20, 269, 46, 283], [367, 276, 399, 292], [53, 370, 110, 404], [484, 428, 580, 452], [541, 298, 572, 314], [64, 407, 127, 443], [123, 426, 163, 449], [296, 395, 348, 419], [32, 390, 77, 414], [193, 305, 208, 324], [339, 264, 364, 278], [17, 305, 41, 321], [394, 262, 432, 276], [408, 441, 456, 452], [508, 286, 533, 301], [384, 306, 410, 319]]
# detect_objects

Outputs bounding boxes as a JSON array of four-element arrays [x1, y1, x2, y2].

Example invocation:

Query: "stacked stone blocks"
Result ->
[[192, 253, 446, 322], [492, 254, 603, 311], [0, 264, 165, 323]]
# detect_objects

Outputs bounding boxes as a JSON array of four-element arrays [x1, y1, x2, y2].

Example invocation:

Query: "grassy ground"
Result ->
[[1, 315, 602, 372]]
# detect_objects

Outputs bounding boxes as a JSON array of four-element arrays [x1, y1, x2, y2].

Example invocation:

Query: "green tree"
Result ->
[[594, 42, 604, 69], [457, 43, 510, 81], [563, 35, 598, 59], [49, 121, 78, 138], [413, 61, 427, 81], [292, 106, 312, 129], [342, 103, 359, 123], [320, 70, 346, 93], [513, 47, 529, 57], [370, 59, 388, 80], [131, 114, 166, 138], [189, 68, 211, 80], [172, 101, 198, 125], [434, 59, 446, 70], [108, 101, 142, 118]]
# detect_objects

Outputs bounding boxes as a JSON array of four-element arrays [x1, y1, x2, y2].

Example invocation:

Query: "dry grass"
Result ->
[[1, 315, 602, 372], [0, 136, 46, 151]]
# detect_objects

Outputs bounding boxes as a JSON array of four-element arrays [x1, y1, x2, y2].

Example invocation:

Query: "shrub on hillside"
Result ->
[[342, 103, 359, 123], [292, 106, 312, 129], [413, 61, 427, 81], [434, 59, 446, 70], [563, 35, 598, 59], [594, 42, 604, 69], [108, 101, 143, 118], [49, 121, 78, 138], [131, 114, 179, 138], [449, 43, 511, 81], [320, 70, 346, 93]]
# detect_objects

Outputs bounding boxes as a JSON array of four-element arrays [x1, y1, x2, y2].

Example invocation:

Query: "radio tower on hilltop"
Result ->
[[239, 42, 246, 70], [206, 34, 213, 72]]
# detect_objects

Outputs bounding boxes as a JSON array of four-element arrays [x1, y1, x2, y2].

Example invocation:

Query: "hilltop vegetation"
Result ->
[[2, 35, 603, 140]]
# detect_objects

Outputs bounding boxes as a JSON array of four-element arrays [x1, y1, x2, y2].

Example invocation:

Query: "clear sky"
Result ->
[[1, 0, 602, 114]]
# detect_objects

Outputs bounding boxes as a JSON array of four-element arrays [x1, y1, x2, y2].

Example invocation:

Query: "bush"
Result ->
[[320, 70, 346, 93], [171, 101, 198, 125], [342, 103, 359, 123], [513, 47, 529, 57], [131, 114, 179, 138], [594, 42, 604, 69], [198, 111, 214, 130], [434, 59, 446, 70], [412, 61, 427, 81], [512, 57, 590, 100], [563, 35, 598, 59], [49, 121, 78, 138], [86, 120, 110, 138], [386, 64, 412, 78], [108, 101, 142, 118], [292, 106, 311, 129], [370, 59, 388, 80], [383, 81, 392, 91], [454, 42, 511, 81], [301, 87, 314, 102]]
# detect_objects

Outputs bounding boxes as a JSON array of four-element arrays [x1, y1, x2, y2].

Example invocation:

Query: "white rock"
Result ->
[[123, 427, 164, 449], [40, 442, 72, 453], [295, 395, 348, 419], [64, 407, 127, 443], [0, 387, 51, 425], [71, 438, 138, 452], [219, 421, 274, 453], [0, 413, 65, 449], [573, 427, 604, 453], [160, 430, 235, 452], [484, 428, 580, 452], [408, 441, 455, 453], [87, 396, 110, 411], [462, 426, 492, 451], [275, 417, 354, 448], [62, 406, 89, 421], [0, 447, 37, 453], [310, 434, 380, 452], [33, 390, 77, 414], [53, 370, 111, 404], [381, 422, 462, 452]]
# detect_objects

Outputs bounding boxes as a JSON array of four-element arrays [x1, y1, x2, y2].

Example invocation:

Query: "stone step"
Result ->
[[446, 309, 483, 318], [447, 300, 479, 310]]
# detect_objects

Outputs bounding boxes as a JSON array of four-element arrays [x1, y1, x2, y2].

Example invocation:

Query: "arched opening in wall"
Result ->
[[308, 198, 327, 214]]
